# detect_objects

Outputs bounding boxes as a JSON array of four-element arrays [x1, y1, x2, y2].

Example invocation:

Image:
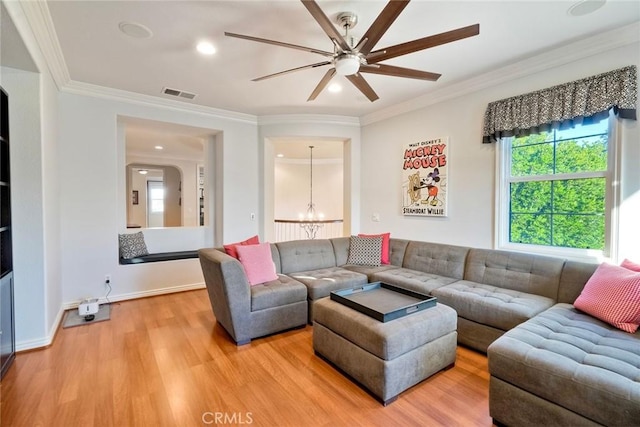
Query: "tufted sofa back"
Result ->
[[464, 249, 565, 300], [402, 241, 469, 279], [276, 239, 337, 274]]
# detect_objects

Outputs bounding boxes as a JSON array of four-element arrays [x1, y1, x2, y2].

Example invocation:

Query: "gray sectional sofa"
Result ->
[[199, 236, 640, 426]]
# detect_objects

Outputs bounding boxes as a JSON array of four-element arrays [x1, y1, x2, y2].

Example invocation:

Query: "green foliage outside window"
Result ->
[[508, 122, 608, 250]]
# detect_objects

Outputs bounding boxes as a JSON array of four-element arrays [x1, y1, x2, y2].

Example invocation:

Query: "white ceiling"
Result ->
[[45, 0, 640, 118]]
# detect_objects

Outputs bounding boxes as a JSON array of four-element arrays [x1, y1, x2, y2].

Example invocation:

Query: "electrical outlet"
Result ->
[[105, 274, 111, 283], [250, 213, 255, 221]]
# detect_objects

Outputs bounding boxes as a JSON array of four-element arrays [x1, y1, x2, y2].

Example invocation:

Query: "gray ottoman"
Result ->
[[313, 297, 457, 404]]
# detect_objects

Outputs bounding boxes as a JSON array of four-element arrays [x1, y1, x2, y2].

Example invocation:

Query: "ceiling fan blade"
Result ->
[[360, 64, 441, 81], [301, 0, 351, 52], [308, 68, 337, 101], [346, 73, 379, 102], [225, 32, 334, 57], [357, 0, 410, 56], [252, 61, 331, 82], [367, 23, 480, 63]]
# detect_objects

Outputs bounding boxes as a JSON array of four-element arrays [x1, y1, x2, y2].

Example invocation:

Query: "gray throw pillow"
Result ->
[[119, 231, 149, 259], [347, 235, 383, 267]]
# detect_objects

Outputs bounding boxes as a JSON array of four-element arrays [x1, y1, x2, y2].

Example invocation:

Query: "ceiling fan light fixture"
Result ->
[[334, 55, 360, 76], [328, 83, 342, 93]]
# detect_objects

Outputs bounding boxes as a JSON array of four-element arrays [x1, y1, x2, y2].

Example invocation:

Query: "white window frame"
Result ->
[[495, 112, 620, 263]]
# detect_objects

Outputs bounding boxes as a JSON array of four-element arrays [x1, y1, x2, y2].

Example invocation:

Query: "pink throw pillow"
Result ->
[[574, 263, 640, 333], [223, 235, 259, 259], [358, 233, 391, 264], [236, 242, 278, 286], [621, 258, 640, 272]]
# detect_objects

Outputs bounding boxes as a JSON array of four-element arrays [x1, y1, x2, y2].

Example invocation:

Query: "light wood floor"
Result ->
[[1, 290, 492, 426]]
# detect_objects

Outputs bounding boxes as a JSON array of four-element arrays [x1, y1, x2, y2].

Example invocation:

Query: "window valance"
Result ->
[[482, 65, 637, 144]]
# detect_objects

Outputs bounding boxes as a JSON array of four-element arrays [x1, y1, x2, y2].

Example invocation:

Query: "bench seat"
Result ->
[[119, 250, 199, 264]]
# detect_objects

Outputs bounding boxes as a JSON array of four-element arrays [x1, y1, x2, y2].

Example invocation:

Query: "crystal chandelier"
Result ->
[[300, 145, 323, 239]]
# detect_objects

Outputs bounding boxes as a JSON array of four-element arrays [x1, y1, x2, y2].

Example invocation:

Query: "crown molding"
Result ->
[[258, 114, 360, 127], [14, 0, 70, 89], [360, 21, 640, 126], [14, 1, 639, 129], [63, 80, 258, 124], [15, 0, 257, 124]]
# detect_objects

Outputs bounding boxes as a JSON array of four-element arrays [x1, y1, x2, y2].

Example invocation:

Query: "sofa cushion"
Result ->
[[432, 280, 555, 331], [359, 232, 391, 264], [621, 258, 640, 272], [236, 243, 278, 286], [333, 237, 409, 268], [289, 267, 368, 300], [464, 249, 564, 299], [371, 268, 458, 294], [119, 231, 149, 259], [574, 263, 640, 333], [277, 240, 337, 274], [488, 304, 640, 427], [223, 235, 259, 259], [250, 274, 308, 312], [402, 241, 469, 280], [347, 235, 383, 266]]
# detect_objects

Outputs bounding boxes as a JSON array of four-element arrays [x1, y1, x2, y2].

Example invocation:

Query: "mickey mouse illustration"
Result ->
[[414, 168, 440, 206]]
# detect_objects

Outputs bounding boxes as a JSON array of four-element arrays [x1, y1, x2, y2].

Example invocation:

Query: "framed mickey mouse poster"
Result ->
[[401, 137, 448, 217]]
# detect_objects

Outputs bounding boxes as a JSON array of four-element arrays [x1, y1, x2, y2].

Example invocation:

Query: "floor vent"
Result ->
[[162, 87, 197, 100]]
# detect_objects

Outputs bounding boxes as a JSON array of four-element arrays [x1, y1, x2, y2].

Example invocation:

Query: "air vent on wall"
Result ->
[[161, 87, 197, 100]]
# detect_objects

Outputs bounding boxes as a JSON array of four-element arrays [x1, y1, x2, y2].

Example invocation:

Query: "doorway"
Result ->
[[147, 180, 164, 227]]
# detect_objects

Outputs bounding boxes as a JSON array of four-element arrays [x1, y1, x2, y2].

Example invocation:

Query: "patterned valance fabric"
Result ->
[[482, 65, 637, 144]]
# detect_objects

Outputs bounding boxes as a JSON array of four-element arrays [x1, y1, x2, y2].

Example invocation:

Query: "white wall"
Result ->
[[58, 92, 259, 305], [259, 117, 361, 241], [274, 159, 343, 220], [1, 65, 62, 351], [2, 68, 47, 348], [1, 0, 65, 351], [361, 43, 640, 261], [40, 66, 62, 346]]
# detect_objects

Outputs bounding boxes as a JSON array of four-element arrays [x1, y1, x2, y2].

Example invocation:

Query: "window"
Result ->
[[497, 115, 617, 258], [149, 186, 165, 213]]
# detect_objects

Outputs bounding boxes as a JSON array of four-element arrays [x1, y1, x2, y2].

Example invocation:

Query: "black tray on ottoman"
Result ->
[[330, 282, 437, 322]]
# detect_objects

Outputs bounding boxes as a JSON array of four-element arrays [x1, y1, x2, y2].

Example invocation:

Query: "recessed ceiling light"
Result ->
[[154, 145, 163, 150], [328, 83, 342, 93], [197, 41, 216, 55], [118, 22, 153, 39], [138, 169, 148, 175], [568, 0, 606, 16], [276, 153, 284, 158]]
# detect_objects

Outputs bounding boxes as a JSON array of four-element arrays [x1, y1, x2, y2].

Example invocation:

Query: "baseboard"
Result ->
[[16, 305, 65, 352], [17, 282, 206, 352], [62, 281, 206, 310]]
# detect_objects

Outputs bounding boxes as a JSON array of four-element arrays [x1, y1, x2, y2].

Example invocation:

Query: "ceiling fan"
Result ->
[[225, 0, 479, 102]]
